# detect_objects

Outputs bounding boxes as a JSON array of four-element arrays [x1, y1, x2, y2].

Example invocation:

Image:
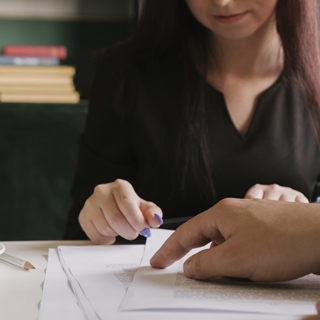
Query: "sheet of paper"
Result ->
[[38, 249, 298, 320], [57, 244, 145, 320], [41, 242, 297, 320], [38, 248, 84, 320], [119, 229, 320, 317]]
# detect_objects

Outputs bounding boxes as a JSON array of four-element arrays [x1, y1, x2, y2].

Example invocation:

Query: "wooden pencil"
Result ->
[[0, 252, 35, 270]]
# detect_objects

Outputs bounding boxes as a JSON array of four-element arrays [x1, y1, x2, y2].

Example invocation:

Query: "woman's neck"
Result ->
[[210, 22, 283, 79], [206, 20, 284, 135]]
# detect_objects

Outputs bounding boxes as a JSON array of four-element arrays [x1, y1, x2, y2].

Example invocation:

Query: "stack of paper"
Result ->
[[39, 229, 320, 320]]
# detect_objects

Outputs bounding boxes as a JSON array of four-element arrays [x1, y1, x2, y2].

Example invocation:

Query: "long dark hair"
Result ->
[[131, 0, 320, 199], [276, 1, 320, 135]]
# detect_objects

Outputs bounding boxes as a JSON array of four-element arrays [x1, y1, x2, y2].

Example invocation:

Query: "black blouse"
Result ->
[[64, 45, 320, 240]]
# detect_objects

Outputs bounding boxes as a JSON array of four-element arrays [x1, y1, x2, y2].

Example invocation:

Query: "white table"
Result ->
[[0, 240, 91, 320], [1, 241, 318, 320]]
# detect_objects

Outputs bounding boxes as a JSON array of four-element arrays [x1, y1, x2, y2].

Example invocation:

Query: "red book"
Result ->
[[3, 45, 67, 59]]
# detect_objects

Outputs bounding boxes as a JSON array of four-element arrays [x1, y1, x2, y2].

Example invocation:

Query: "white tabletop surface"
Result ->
[[0, 240, 91, 320], [1, 241, 318, 320]]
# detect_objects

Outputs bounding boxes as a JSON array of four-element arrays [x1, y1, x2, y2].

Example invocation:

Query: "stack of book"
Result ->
[[0, 45, 80, 103]]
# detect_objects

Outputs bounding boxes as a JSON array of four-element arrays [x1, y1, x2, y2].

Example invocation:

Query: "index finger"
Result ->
[[150, 209, 225, 269]]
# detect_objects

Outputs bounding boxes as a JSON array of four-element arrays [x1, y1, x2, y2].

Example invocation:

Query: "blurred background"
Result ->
[[0, 0, 140, 241]]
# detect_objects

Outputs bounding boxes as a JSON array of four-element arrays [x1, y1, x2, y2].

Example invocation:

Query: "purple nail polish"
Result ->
[[154, 213, 163, 225], [140, 228, 151, 238]]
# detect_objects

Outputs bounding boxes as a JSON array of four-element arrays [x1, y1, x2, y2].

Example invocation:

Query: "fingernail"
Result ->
[[140, 228, 151, 238], [184, 258, 193, 278], [154, 213, 163, 225]]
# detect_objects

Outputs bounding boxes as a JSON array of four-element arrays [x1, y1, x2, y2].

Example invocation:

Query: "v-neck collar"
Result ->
[[205, 74, 284, 140]]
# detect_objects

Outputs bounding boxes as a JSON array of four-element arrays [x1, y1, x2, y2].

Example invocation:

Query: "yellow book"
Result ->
[[0, 82, 75, 90], [0, 65, 75, 76], [0, 92, 80, 103], [0, 74, 73, 85], [0, 86, 76, 94]]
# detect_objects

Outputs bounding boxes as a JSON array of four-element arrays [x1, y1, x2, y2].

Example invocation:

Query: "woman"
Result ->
[[64, 0, 320, 243]]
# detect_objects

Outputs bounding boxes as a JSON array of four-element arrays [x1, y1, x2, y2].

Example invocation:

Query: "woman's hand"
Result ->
[[245, 184, 309, 203], [150, 198, 320, 281], [79, 179, 163, 244]]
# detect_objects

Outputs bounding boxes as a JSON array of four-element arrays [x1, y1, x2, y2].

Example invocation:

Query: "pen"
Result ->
[[117, 216, 194, 244], [160, 216, 193, 229], [0, 252, 35, 270], [140, 215, 193, 238]]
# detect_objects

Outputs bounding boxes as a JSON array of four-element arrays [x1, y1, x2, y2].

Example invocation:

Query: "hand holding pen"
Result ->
[[79, 179, 163, 244]]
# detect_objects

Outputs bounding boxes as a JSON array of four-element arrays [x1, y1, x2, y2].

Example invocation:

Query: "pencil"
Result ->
[[0, 252, 35, 270]]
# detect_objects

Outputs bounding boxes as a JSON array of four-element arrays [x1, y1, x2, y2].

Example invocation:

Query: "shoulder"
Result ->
[[278, 73, 305, 105], [88, 42, 140, 108], [96, 41, 182, 74], [89, 41, 184, 111]]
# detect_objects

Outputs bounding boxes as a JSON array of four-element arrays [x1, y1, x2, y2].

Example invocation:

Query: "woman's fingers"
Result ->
[[244, 184, 264, 199], [79, 179, 163, 244], [294, 194, 309, 203], [79, 200, 117, 244], [108, 182, 145, 240], [111, 180, 163, 236], [245, 184, 309, 203], [140, 200, 163, 228]]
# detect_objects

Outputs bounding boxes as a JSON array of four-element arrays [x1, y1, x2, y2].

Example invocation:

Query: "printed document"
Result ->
[[119, 229, 320, 316], [39, 229, 320, 319]]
